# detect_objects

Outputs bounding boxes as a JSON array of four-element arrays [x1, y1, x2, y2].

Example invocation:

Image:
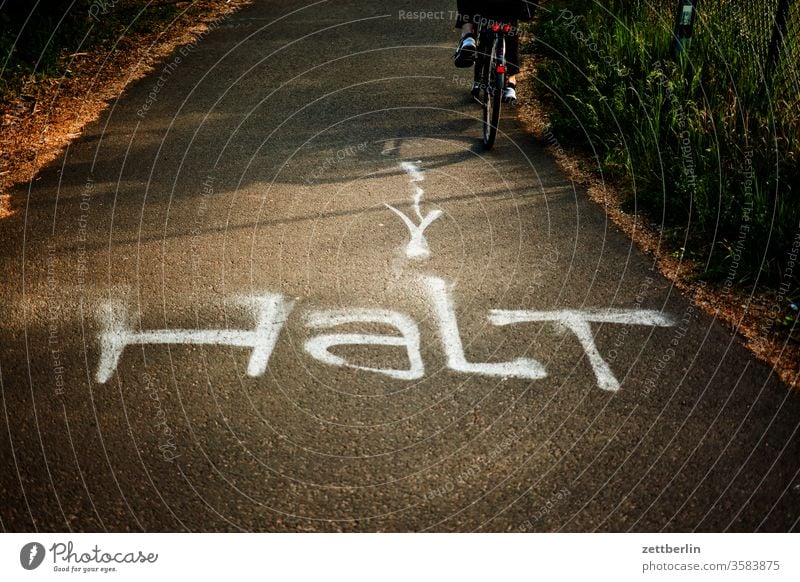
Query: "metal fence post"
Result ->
[[673, 0, 699, 55], [765, 0, 792, 84]]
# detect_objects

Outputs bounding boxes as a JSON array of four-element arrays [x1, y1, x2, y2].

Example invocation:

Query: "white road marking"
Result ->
[[95, 289, 673, 389], [304, 309, 424, 380], [385, 161, 442, 260], [95, 294, 294, 383], [399, 160, 424, 182], [488, 309, 674, 391], [423, 276, 548, 380], [94, 164, 675, 390]]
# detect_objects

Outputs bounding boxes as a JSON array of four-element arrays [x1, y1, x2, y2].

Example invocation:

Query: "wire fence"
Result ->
[[662, 0, 799, 105], [529, 0, 799, 288]]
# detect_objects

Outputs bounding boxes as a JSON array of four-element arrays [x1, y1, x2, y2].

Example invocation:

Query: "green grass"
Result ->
[[527, 0, 799, 297]]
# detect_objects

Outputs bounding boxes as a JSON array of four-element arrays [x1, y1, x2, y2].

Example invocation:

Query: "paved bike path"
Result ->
[[1, 0, 798, 532]]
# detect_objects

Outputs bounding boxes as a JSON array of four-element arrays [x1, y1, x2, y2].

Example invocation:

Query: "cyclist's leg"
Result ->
[[503, 29, 520, 102], [454, 0, 480, 67], [455, 0, 481, 31]]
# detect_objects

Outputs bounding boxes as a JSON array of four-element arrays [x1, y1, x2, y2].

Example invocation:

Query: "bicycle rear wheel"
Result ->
[[481, 40, 503, 150]]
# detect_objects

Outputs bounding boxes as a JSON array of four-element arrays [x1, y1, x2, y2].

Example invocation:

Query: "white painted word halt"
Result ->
[[95, 275, 673, 391]]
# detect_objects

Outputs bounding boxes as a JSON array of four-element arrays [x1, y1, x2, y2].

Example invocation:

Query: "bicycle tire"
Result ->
[[482, 40, 503, 150]]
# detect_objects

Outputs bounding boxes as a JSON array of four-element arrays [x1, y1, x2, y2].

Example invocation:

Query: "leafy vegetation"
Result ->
[[1, 0, 183, 100], [527, 0, 799, 292]]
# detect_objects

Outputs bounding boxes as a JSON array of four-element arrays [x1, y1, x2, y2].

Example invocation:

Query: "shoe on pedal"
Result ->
[[454, 35, 476, 68], [502, 83, 517, 104]]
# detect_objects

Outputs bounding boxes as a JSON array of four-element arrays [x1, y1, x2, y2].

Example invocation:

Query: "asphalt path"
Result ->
[[1, 0, 798, 532]]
